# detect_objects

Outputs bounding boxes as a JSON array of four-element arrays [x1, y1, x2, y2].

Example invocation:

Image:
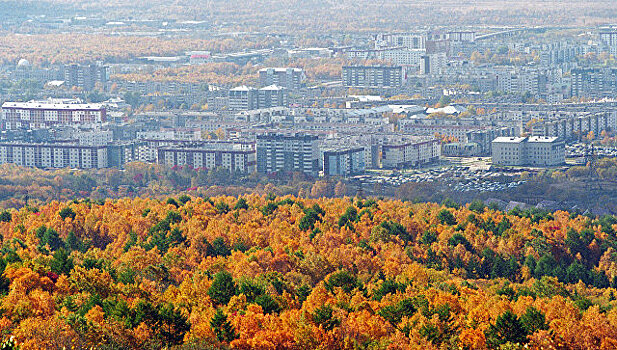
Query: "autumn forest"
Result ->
[[0, 194, 614, 349]]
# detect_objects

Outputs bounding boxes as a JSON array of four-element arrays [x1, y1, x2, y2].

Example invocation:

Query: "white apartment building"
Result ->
[[0, 143, 107, 169], [158, 146, 256, 173], [375, 33, 426, 50], [380, 137, 441, 169], [1, 101, 106, 130], [346, 47, 425, 68], [228, 86, 258, 111], [492, 136, 565, 166]]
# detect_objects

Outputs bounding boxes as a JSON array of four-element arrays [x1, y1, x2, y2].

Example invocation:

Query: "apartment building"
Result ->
[[63, 63, 108, 91], [258, 85, 288, 109], [77, 130, 113, 146], [1, 101, 106, 130], [599, 30, 617, 56], [378, 136, 441, 169], [228, 85, 288, 111], [256, 133, 320, 176], [322, 147, 366, 176], [492, 136, 565, 166], [374, 33, 426, 50], [228, 86, 258, 111], [258, 68, 305, 90], [345, 47, 425, 67], [157, 144, 256, 173], [0, 142, 108, 169], [342, 66, 404, 88], [571, 68, 617, 98], [531, 112, 617, 141]]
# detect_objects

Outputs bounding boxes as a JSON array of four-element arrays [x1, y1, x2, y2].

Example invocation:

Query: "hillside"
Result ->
[[0, 195, 616, 348]]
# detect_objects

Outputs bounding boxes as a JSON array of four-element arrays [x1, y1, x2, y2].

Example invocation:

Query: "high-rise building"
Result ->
[[599, 30, 617, 56], [63, 63, 108, 91], [258, 68, 304, 90], [323, 147, 366, 176], [256, 133, 320, 176], [342, 66, 403, 88], [228, 86, 258, 111], [258, 85, 288, 109], [229, 85, 288, 111]]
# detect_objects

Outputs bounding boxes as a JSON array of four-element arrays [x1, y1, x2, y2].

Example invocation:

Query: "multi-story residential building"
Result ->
[[140, 138, 253, 163], [378, 136, 441, 169], [258, 68, 305, 90], [322, 146, 366, 176], [531, 112, 617, 141], [157, 142, 256, 173], [228, 85, 289, 111], [466, 127, 517, 155], [107, 141, 147, 168], [374, 33, 426, 50], [399, 122, 481, 141], [342, 66, 404, 88], [228, 86, 258, 111], [0, 142, 108, 169], [63, 63, 108, 91], [256, 133, 320, 176], [571, 68, 617, 98], [77, 130, 114, 146], [496, 69, 539, 95], [1, 101, 106, 130], [421, 53, 447, 75], [442, 142, 482, 156], [599, 30, 617, 56], [492, 136, 565, 166], [345, 47, 425, 68], [112, 79, 205, 96], [258, 85, 288, 109]]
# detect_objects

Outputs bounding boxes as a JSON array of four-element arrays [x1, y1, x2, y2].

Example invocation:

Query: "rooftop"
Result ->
[[2, 102, 104, 110], [492, 136, 527, 143], [259, 67, 303, 73], [528, 136, 560, 143]]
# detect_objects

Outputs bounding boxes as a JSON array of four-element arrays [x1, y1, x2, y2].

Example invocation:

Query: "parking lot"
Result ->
[[350, 164, 527, 193], [567, 143, 617, 160]]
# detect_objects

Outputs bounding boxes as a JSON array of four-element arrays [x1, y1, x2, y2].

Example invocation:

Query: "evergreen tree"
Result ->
[[485, 310, 528, 347], [210, 309, 238, 342], [208, 271, 237, 305]]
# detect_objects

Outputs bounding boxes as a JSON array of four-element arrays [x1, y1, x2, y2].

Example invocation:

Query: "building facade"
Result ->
[[228, 86, 258, 111], [1, 102, 106, 130], [492, 136, 565, 166], [323, 147, 366, 176], [258, 85, 288, 109], [157, 146, 256, 173], [380, 137, 441, 169], [342, 66, 403, 88], [258, 68, 304, 90], [256, 133, 320, 176], [0, 142, 107, 169], [63, 63, 108, 91]]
